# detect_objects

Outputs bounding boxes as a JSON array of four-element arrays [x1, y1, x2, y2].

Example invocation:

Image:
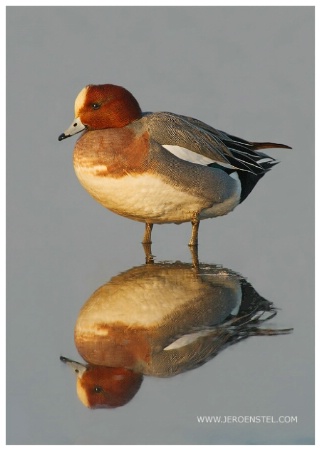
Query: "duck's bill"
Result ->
[[58, 117, 86, 141], [60, 355, 87, 377]]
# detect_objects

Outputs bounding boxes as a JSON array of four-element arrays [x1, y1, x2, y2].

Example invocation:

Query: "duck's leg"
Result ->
[[189, 245, 200, 270], [189, 215, 200, 247], [142, 242, 155, 264], [142, 223, 153, 244]]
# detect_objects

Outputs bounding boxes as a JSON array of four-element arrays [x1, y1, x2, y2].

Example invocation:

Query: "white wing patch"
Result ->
[[162, 145, 214, 165], [163, 330, 215, 351], [162, 145, 236, 171]]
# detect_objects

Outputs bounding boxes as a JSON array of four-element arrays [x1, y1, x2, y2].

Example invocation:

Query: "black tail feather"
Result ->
[[209, 157, 279, 203], [237, 159, 279, 203]]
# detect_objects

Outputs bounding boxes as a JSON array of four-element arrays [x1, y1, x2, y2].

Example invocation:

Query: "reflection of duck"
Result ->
[[61, 262, 292, 408]]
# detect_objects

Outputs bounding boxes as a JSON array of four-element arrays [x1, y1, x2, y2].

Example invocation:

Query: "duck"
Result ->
[[58, 84, 290, 246], [60, 262, 292, 408]]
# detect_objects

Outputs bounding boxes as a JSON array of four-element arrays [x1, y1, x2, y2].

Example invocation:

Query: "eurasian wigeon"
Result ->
[[60, 262, 292, 408], [59, 84, 290, 246]]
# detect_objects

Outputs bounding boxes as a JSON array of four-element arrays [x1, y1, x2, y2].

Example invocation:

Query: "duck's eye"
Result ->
[[92, 103, 101, 110], [94, 386, 103, 393]]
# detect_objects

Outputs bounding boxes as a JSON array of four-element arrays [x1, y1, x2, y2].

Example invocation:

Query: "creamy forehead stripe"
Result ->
[[74, 86, 89, 117], [77, 380, 90, 407]]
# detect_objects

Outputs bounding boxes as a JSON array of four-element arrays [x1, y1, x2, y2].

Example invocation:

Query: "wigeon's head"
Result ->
[[60, 357, 143, 409], [58, 84, 142, 141]]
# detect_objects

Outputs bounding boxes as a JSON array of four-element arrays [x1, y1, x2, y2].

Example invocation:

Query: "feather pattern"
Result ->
[[144, 112, 291, 175]]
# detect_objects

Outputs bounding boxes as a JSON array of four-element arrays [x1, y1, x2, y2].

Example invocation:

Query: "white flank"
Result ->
[[230, 287, 242, 315], [229, 171, 240, 182]]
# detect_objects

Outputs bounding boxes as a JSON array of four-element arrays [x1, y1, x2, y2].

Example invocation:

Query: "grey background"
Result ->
[[7, 6, 314, 445]]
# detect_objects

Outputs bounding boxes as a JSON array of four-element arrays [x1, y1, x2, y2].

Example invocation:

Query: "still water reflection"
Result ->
[[61, 260, 292, 409]]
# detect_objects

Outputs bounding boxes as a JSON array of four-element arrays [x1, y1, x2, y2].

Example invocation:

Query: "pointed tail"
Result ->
[[252, 142, 292, 150]]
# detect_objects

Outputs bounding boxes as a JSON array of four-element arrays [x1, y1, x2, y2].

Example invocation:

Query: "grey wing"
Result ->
[[145, 112, 283, 174], [145, 111, 233, 166]]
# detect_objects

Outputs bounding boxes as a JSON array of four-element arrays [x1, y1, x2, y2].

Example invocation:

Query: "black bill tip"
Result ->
[[58, 133, 67, 141]]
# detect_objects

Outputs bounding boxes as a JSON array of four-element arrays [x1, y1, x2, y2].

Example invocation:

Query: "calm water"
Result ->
[[6, 6, 314, 445]]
